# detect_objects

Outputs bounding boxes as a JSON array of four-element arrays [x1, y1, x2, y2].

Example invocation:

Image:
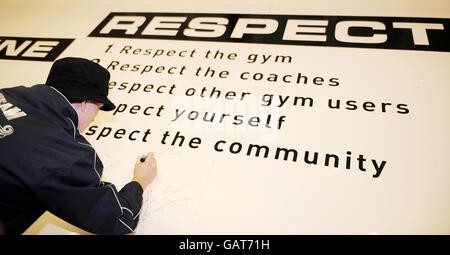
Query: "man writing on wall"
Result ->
[[0, 57, 157, 234]]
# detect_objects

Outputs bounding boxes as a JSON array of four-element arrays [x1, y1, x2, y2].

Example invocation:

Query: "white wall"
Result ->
[[0, 0, 449, 234]]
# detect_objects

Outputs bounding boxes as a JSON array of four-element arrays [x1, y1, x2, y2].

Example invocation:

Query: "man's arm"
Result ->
[[36, 175, 140, 234], [35, 150, 157, 235]]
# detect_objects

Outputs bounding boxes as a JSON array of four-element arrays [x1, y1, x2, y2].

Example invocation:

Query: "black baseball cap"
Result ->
[[45, 57, 115, 111]]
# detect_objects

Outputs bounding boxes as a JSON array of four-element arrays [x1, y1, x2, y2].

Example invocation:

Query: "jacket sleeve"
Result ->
[[34, 141, 144, 235], [36, 174, 143, 234]]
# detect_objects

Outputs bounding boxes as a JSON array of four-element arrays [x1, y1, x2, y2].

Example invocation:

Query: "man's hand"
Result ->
[[132, 152, 157, 190]]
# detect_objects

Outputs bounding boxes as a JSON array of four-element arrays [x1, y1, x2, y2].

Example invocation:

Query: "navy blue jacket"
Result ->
[[0, 85, 143, 234]]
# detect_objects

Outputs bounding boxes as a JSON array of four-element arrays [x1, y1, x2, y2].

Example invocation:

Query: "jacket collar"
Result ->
[[48, 86, 79, 128]]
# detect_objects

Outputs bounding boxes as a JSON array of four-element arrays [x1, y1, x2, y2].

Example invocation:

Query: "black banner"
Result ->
[[2, 235, 450, 254], [0, 37, 74, 61], [89, 13, 450, 52]]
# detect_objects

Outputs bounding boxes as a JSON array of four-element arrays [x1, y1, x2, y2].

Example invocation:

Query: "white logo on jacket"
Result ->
[[0, 124, 14, 138], [0, 92, 27, 121]]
